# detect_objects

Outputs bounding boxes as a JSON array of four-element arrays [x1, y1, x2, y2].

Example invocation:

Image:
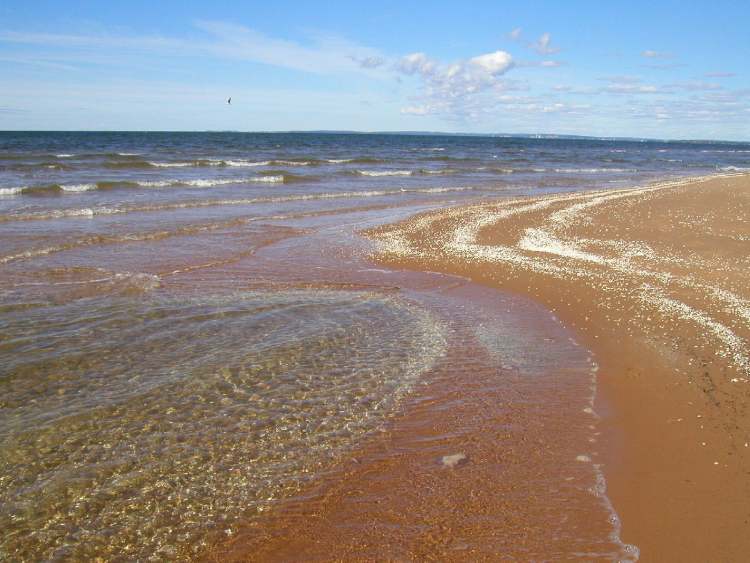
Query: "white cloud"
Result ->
[[397, 52, 437, 75], [508, 29, 560, 56], [704, 71, 735, 78], [470, 51, 513, 74], [0, 22, 387, 77], [531, 33, 559, 55], [194, 21, 384, 74], [598, 76, 667, 95], [396, 49, 516, 118], [669, 81, 722, 91], [604, 83, 663, 94]]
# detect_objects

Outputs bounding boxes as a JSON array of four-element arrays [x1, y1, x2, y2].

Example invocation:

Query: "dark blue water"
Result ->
[[1, 132, 749, 206]]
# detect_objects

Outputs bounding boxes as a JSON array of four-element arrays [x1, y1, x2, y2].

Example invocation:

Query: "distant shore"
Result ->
[[365, 172, 750, 560]]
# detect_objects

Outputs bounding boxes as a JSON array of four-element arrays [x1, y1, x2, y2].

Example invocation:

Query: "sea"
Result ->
[[1, 131, 749, 560]]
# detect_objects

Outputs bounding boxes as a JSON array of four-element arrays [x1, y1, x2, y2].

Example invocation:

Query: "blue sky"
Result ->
[[1, 0, 749, 140]]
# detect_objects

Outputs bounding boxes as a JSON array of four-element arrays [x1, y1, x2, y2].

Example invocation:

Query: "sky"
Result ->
[[1, 0, 749, 140]]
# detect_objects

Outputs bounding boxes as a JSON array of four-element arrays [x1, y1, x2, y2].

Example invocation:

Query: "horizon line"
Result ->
[[1, 129, 748, 144]]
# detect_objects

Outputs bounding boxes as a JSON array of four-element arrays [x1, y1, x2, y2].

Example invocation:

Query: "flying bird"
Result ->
[[227, 97, 231, 104]]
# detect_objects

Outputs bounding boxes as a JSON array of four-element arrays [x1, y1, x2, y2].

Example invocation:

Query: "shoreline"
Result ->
[[205, 171, 749, 561], [207, 278, 633, 560], [365, 172, 750, 560]]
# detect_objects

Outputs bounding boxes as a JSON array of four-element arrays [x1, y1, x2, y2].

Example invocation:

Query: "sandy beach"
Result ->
[[3, 130, 749, 561], [3, 2, 750, 559], [366, 172, 750, 560], [209, 172, 750, 561]]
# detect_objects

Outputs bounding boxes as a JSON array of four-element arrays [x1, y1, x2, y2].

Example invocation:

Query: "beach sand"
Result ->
[[365, 172, 750, 560], [209, 173, 749, 561]]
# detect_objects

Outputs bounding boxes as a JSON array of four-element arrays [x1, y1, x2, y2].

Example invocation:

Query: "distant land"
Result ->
[[3, 130, 748, 145]]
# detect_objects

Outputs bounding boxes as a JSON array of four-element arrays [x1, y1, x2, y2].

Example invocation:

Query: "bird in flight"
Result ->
[[227, 97, 232, 104]]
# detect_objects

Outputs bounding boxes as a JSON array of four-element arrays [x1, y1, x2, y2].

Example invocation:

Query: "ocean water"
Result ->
[[1, 131, 748, 559], [1, 132, 749, 203]]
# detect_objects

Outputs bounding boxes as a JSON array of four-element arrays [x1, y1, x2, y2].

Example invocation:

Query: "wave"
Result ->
[[425, 155, 478, 162], [148, 162, 195, 168], [0, 186, 478, 221], [0, 162, 73, 172], [476, 166, 515, 174], [137, 176, 285, 188], [353, 166, 518, 177], [554, 168, 638, 173], [88, 156, 396, 170], [0, 187, 24, 196], [326, 157, 385, 164], [0, 176, 290, 196], [417, 168, 458, 175], [1, 183, 100, 195], [105, 158, 323, 169], [222, 159, 269, 167], [104, 160, 156, 170], [61, 183, 98, 192], [357, 170, 413, 177], [719, 166, 750, 171]]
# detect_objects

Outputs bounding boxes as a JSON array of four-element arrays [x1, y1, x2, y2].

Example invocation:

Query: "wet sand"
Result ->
[[363, 172, 750, 561], [203, 202, 645, 559], [208, 282, 632, 561]]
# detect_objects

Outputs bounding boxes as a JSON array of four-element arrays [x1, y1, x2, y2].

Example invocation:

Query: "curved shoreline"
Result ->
[[365, 172, 750, 560], [206, 279, 633, 561]]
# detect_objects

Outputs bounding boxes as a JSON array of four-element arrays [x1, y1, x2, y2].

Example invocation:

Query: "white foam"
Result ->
[[592, 463, 641, 561], [224, 160, 270, 167], [55, 153, 74, 158], [61, 183, 97, 192], [148, 162, 193, 168], [272, 160, 313, 166], [136, 176, 283, 188], [248, 175, 284, 183], [554, 168, 637, 173], [137, 180, 174, 188], [1, 185, 475, 222], [358, 170, 412, 177], [0, 186, 24, 196], [420, 168, 458, 175]]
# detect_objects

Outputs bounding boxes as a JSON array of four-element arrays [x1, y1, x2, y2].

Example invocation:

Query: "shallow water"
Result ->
[[0, 291, 445, 560]]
